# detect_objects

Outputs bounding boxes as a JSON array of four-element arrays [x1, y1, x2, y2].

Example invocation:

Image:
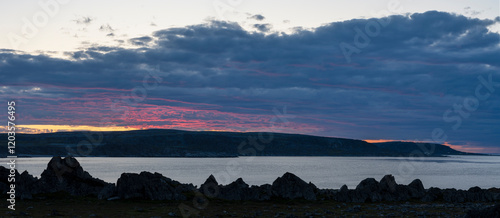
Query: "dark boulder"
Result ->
[[36, 156, 112, 197], [379, 175, 397, 193], [407, 179, 425, 199], [465, 186, 494, 202], [354, 178, 382, 202], [334, 184, 351, 202], [422, 187, 443, 202], [443, 188, 467, 202], [116, 171, 195, 200], [200, 174, 219, 198], [17, 171, 38, 199], [218, 178, 250, 200], [249, 184, 273, 201], [0, 166, 38, 199], [271, 172, 317, 200], [379, 175, 406, 202]]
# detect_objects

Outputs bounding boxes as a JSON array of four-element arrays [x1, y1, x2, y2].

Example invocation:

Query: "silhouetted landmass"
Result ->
[[0, 129, 474, 157]]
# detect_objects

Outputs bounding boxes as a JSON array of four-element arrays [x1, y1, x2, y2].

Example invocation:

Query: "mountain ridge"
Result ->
[[0, 129, 476, 157]]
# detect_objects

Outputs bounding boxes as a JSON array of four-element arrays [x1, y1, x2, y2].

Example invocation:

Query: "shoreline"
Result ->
[[1, 156, 499, 217]]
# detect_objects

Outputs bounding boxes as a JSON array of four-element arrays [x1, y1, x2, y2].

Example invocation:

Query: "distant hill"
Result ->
[[0, 129, 475, 157]]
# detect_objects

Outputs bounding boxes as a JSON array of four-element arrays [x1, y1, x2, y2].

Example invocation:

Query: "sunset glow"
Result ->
[[1, 1, 499, 154]]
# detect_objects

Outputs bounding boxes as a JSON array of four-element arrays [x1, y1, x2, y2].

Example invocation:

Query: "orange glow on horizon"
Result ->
[[0, 125, 141, 134], [364, 139, 496, 154], [364, 139, 399, 143]]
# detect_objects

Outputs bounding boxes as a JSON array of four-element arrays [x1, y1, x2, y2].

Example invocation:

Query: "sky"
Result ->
[[0, 0, 499, 153]]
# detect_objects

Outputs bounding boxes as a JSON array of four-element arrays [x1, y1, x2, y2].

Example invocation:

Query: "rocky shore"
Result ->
[[1, 156, 499, 217]]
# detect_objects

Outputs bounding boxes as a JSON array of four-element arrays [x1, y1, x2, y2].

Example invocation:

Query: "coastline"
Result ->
[[1, 156, 499, 217]]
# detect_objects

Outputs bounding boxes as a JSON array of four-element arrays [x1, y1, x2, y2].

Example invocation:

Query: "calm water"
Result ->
[[7, 155, 500, 189]]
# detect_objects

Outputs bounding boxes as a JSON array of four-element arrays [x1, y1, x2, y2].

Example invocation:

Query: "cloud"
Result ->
[[129, 36, 153, 46], [253, 24, 272, 32], [74, 16, 93, 25], [1, 11, 499, 152], [99, 24, 114, 32], [249, 14, 265, 21]]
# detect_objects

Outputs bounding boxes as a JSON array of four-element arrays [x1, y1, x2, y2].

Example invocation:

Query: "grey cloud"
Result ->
[[129, 36, 153, 46], [1, 11, 499, 152], [249, 14, 265, 21], [99, 24, 114, 32], [253, 24, 272, 32], [74, 16, 93, 25]]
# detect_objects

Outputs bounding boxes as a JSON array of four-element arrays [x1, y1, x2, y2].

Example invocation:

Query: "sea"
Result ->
[[6, 155, 500, 190]]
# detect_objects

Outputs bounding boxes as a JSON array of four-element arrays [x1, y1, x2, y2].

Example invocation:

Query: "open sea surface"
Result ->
[[6, 155, 500, 189]]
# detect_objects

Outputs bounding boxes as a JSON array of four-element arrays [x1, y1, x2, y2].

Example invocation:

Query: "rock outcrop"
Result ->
[[1, 157, 499, 203], [271, 172, 318, 200], [35, 156, 113, 198], [1, 156, 114, 199], [116, 171, 195, 200]]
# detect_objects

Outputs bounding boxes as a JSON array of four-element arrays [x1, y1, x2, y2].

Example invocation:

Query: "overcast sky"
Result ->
[[0, 0, 499, 153]]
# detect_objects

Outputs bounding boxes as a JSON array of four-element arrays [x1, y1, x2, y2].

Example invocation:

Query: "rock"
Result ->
[[379, 175, 397, 193], [200, 175, 219, 198], [36, 156, 111, 197], [334, 185, 350, 202], [443, 188, 466, 202], [271, 172, 317, 200], [407, 179, 425, 199], [198, 175, 272, 201], [422, 187, 442, 202], [98, 184, 116, 200], [18, 171, 38, 199], [340, 184, 348, 192], [250, 184, 273, 201], [116, 171, 195, 200], [218, 178, 250, 200], [355, 178, 382, 202], [0, 166, 39, 199]]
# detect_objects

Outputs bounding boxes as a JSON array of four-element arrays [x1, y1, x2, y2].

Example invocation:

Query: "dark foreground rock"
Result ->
[[1, 156, 114, 199], [36, 156, 114, 198], [116, 171, 195, 200], [1, 156, 500, 204], [271, 172, 318, 200]]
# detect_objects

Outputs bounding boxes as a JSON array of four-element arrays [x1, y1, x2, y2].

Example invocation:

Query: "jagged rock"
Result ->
[[488, 188, 500, 201], [211, 177, 273, 201], [3, 157, 500, 204], [218, 178, 250, 200], [334, 185, 350, 202], [408, 179, 425, 199], [355, 178, 382, 202], [200, 175, 219, 198], [379, 175, 408, 202], [379, 175, 397, 193], [116, 171, 195, 200], [250, 184, 273, 201], [443, 188, 467, 202], [466, 204, 500, 218], [36, 156, 111, 197], [18, 171, 38, 199], [422, 187, 442, 202], [271, 172, 317, 200]]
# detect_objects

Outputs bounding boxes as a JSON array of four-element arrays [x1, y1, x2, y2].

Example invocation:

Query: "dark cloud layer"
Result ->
[[0, 11, 499, 152]]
